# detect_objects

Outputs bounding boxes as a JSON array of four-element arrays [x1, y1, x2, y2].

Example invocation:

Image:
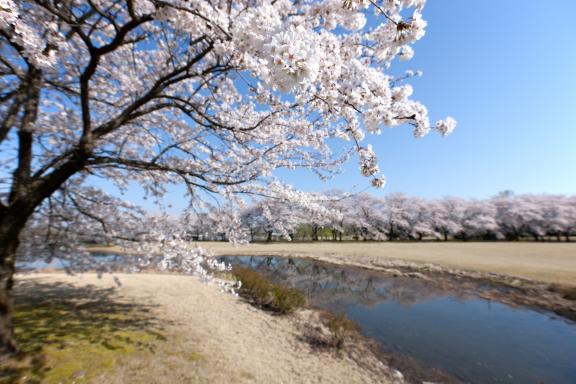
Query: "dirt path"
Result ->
[[195, 242, 576, 286], [16, 273, 399, 384]]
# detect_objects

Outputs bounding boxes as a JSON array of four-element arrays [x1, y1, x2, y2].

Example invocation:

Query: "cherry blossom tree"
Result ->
[[431, 197, 466, 240], [380, 193, 414, 240], [235, 193, 576, 242], [322, 189, 356, 241], [239, 204, 267, 241], [353, 193, 388, 239], [492, 193, 543, 241], [458, 199, 498, 240], [319, 192, 383, 240], [240, 198, 303, 241], [491, 193, 576, 241], [0, 0, 455, 354], [294, 196, 336, 240], [564, 195, 576, 241], [402, 196, 436, 240], [537, 194, 575, 241]]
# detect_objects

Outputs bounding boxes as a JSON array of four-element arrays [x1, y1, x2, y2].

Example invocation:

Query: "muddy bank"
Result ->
[[342, 256, 576, 323]]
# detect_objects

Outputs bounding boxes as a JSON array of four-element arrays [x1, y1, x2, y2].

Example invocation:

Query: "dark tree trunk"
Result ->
[[0, 238, 19, 357], [388, 224, 395, 241], [311, 226, 319, 241], [0, 155, 87, 358], [0, 210, 29, 358]]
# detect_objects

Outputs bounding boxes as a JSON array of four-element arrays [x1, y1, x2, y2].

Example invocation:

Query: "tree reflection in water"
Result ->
[[220, 256, 576, 384], [220, 256, 460, 309]]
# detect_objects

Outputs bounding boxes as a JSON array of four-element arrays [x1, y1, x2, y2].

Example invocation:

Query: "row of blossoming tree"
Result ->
[[185, 192, 576, 242]]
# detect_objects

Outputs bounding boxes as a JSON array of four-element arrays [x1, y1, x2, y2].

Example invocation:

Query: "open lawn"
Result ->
[[6, 273, 392, 384], [197, 242, 576, 286]]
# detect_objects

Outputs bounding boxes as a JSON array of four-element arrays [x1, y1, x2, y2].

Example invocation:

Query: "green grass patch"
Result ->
[[2, 280, 167, 384], [165, 348, 205, 362], [232, 267, 306, 314]]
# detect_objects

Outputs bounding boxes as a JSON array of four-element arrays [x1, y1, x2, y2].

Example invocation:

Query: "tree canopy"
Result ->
[[0, 0, 454, 354], [1, 0, 454, 266]]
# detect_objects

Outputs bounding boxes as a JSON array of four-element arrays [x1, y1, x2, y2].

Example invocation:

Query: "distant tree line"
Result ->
[[188, 192, 576, 242]]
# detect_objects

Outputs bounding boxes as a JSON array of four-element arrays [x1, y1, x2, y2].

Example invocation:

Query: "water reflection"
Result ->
[[221, 256, 576, 384], [223, 255, 460, 308], [16, 252, 133, 272]]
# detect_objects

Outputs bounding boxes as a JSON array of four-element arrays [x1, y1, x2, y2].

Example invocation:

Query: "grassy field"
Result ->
[[197, 241, 576, 286], [6, 273, 393, 384]]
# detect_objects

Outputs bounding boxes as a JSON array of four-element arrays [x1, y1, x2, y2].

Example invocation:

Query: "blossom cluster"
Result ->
[[358, 145, 379, 177], [2, 0, 456, 282]]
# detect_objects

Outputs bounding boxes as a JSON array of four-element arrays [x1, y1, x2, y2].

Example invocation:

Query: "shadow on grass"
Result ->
[[1, 277, 167, 384]]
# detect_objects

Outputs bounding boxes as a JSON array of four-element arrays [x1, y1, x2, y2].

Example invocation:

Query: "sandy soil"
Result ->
[[16, 273, 399, 384], [193, 242, 576, 286]]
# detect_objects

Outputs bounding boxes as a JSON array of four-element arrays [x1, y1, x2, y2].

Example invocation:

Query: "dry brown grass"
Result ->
[[11, 273, 396, 384], [197, 241, 576, 286]]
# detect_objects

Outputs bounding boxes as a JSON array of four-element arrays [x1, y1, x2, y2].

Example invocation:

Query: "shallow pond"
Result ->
[[16, 252, 133, 271], [220, 255, 576, 384]]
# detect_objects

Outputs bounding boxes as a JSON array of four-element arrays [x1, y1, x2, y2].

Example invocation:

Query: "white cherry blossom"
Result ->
[[0, 0, 456, 354]]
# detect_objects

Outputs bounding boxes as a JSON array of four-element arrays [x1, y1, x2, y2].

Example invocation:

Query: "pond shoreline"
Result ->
[[215, 250, 576, 323], [20, 246, 576, 383], [223, 255, 576, 384], [83, 244, 576, 322]]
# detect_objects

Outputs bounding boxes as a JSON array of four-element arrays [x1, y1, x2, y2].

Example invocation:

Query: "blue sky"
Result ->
[[97, 0, 576, 212], [280, 0, 576, 199], [393, 0, 576, 198]]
